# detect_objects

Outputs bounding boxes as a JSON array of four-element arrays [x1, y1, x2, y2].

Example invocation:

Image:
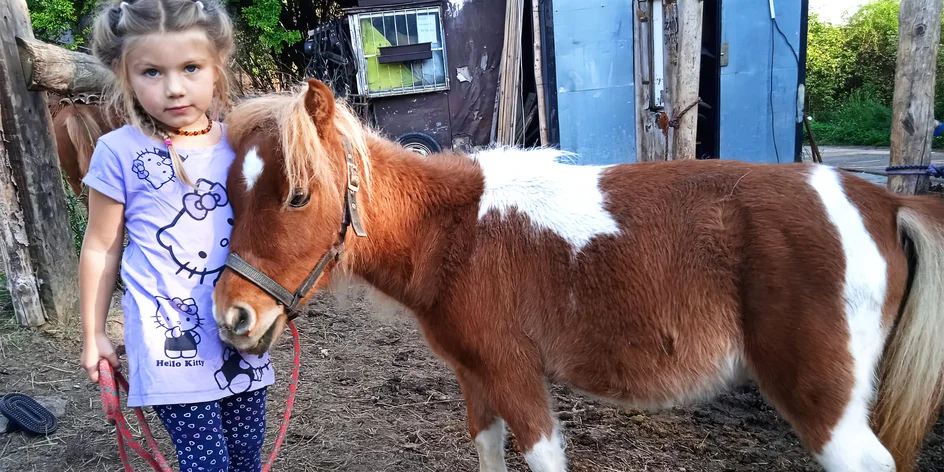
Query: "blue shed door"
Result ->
[[552, 0, 637, 165], [719, 0, 803, 164]]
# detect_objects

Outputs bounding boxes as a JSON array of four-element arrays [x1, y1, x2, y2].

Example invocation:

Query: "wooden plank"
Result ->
[[531, 0, 548, 146], [635, 0, 668, 162], [633, 0, 649, 161], [16, 37, 112, 96], [888, 0, 944, 195], [0, 0, 81, 325], [497, 0, 524, 145]]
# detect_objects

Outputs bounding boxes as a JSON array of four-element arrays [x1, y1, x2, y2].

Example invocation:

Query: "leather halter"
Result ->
[[224, 137, 367, 321]]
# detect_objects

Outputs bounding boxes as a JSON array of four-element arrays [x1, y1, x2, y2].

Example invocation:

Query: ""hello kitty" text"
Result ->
[[155, 359, 206, 367]]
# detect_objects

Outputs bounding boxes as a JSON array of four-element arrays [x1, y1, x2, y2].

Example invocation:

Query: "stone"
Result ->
[[35, 396, 68, 419]]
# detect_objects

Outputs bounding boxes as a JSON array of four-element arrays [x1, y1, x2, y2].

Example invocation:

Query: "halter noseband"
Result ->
[[224, 137, 367, 321]]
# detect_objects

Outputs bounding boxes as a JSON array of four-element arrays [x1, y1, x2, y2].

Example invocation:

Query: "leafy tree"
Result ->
[[26, 0, 97, 50], [843, 0, 901, 104], [805, 14, 854, 117]]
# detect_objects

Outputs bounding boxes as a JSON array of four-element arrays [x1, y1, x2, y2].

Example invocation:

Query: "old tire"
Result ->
[[396, 132, 442, 156]]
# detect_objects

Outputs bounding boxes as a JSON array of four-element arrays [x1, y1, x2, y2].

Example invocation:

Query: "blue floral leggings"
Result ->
[[154, 387, 268, 472]]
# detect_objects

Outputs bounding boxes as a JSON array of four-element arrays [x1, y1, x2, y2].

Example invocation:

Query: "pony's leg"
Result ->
[[457, 371, 508, 472], [480, 366, 566, 472], [747, 305, 894, 472]]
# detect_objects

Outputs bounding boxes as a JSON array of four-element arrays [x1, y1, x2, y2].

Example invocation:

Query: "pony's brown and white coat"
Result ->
[[214, 79, 944, 472]]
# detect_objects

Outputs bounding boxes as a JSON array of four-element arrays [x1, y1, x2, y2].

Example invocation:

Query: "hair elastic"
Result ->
[[194, 1, 205, 10]]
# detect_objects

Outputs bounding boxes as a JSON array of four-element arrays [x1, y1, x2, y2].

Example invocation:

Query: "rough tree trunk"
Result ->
[[888, 0, 944, 195], [0, 0, 81, 325]]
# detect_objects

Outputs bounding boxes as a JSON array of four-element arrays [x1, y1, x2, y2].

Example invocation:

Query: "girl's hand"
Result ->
[[81, 333, 121, 383]]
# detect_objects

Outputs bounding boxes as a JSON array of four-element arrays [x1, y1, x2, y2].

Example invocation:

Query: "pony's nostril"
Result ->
[[233, 306, 253, 335]]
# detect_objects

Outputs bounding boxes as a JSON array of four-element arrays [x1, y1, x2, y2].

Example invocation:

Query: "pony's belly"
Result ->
[[548, 335, 748, 411]]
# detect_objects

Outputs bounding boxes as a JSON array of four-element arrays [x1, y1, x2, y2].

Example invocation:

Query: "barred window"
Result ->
[[348, 6, 449, 97]]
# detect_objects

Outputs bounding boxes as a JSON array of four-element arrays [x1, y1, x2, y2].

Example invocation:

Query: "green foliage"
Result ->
[[806, 0, 944, 147], [806, 14, 854, 115], [27, 0, 76, 46], [26, 0, 96, 50], [240, 0, 302, 54], [61, 172, 88, 255], [843, 0, 901, 105], [809, 89, 892, 147], [0, 273, 10, 317]]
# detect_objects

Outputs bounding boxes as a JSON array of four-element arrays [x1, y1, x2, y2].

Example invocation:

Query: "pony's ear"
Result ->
[[304, 79, 336, 130]]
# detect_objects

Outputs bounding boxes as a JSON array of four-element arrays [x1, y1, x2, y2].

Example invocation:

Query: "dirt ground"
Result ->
[[1, 288, 943, 472]]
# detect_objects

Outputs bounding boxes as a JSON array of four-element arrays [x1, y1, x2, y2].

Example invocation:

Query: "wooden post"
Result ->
[[667, 0, 703, 160], [888, 0, 944, 195], [16, 37, 113, 96], [0, 0, 81, 325], [635, 0, 663, 162], [634, 0, 702, 162]]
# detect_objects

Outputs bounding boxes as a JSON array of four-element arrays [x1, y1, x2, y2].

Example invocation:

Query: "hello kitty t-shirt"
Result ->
[[83, 124, 275, 408]]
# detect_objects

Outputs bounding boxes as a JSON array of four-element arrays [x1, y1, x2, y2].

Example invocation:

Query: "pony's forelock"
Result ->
[[225, 83, 373, 206]]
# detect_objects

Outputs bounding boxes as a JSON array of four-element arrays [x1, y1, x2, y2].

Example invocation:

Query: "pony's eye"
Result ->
[[289, 189, 311, 208]]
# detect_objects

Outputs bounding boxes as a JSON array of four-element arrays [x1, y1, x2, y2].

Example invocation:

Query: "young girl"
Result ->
[[78, 1, 275, 470]]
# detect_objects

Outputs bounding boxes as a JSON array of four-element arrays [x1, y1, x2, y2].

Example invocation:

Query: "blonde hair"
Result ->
[[90, 0, 236, 187], [226, 83, 373, 207]]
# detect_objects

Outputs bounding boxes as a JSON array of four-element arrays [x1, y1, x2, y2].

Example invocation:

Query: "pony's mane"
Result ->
[[225, 83, 373, 203]]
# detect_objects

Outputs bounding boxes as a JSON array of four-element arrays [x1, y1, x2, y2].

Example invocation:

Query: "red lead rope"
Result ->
[[99, 321, 302, 472]]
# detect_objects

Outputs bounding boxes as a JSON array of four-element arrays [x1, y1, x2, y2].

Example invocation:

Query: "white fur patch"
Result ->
[[523, 428, 567, 472], [242, 146, 264, 190], [474, 419, 508, 472], [808, 166, 894, 472], [473, 147, 620, 252]]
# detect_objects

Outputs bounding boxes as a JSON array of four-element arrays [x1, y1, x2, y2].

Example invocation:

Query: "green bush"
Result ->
[[809, 89, 892, 147]]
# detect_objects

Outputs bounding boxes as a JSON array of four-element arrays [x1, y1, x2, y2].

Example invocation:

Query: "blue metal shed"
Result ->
[[544, 0, 809, 165]]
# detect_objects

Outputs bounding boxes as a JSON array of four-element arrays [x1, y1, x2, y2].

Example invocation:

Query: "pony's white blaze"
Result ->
[[474, 418, 508, 472], [808, 166, 894, 472], [473, 147, 620, 252], [523, 428, 567, 472], [242, 146, 264, 190]]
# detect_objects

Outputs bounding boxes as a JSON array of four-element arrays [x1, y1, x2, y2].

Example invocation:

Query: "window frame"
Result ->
[[347, 4, 451, 98]]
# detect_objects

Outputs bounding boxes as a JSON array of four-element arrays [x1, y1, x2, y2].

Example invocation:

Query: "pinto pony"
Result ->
[[213, 79, 944, 472]]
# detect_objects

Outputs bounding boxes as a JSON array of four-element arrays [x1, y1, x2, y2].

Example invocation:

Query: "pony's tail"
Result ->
[[63, 105, 104, 177], [872, 196, 944, 471]]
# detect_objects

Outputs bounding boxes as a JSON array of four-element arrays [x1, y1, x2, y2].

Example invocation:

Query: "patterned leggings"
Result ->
[[154, 387, 268, 472]]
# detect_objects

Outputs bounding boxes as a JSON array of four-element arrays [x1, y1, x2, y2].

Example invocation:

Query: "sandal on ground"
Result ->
[[0, 393, 58, 435]]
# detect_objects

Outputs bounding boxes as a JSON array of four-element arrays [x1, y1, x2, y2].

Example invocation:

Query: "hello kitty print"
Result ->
[[81, 124, 274, 408], [153, 296, 203, 362], [133, 148, 181, 189], [157, 178, 234, 286]]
